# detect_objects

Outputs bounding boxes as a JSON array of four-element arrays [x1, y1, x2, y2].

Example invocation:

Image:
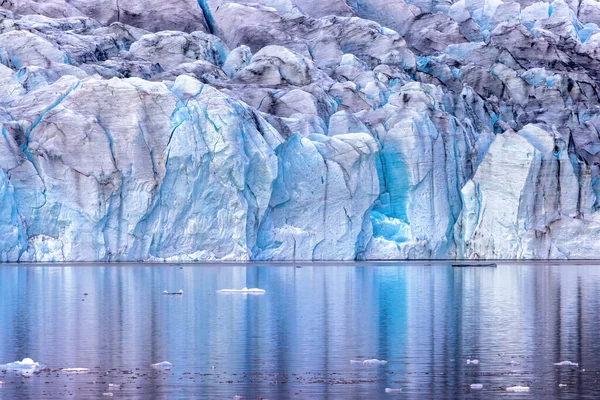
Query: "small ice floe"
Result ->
[[470, 384, 483, 390], [1, 358, 45, 375], [509, 360, 520, 366], [351, 358, 387, 365], [102, 393, 114, 397], [385, 387, 402, 393], [466, 359, 480, 365], [151, 361, 173, 370], [108, 383, 121, 389], [554, 361, 578, 367], [506, 386, 530, 392], [217, 288, 266, 294], [61, 368, 90, 374], [558, 383, 567, 387], [234, 396, 244, 399], [163, 290, 183, 295]]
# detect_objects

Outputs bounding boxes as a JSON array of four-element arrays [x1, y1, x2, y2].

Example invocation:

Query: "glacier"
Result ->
[[0, 0, 599, 261]]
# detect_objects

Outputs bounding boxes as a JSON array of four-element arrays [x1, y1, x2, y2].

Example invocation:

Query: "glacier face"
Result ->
[[0, 0, 599, 261]]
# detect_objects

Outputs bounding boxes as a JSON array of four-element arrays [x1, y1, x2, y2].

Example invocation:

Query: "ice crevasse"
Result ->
[[0, 0, 600, 261]]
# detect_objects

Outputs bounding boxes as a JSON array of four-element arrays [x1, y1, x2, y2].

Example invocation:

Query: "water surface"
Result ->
[[0, 264, 599, 399]]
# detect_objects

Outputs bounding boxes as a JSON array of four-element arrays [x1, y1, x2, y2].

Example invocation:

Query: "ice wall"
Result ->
[[0, 0, 599, 260]]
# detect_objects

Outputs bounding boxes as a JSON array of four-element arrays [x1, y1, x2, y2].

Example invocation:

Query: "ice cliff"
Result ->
[[0, 0, 599, 261]]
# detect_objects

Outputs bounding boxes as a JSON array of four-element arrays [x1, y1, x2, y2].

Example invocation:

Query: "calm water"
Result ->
[[0, 264, 599, 399]]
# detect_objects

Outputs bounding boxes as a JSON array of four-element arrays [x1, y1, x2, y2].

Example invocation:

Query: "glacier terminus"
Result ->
[[0, 0, 600, 261]]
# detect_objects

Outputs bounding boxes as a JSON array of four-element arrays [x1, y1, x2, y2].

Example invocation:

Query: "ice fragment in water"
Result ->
[[151, 361, 173, 370], [163, 290, 183, 295], [61, 368, 90, 373], [102, 394, 114, 397], [1, 358, 45, 375], [554, 361, 578, 366], [385, 387, 402, 392], [558, 384, 567, 387], [466, 359, 480, 365], [506, 386, 530, 392], [351, 358, 387, 365], [217, 288, 266, 294], [470, 384, 483, 389]]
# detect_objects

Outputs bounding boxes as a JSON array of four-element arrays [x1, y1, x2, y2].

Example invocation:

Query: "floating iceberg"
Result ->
[[385, 387, 402, 392], [470, 384, 483, 389], [217, 288, 266, 294], [466, 359, 480, 365], [351, 359, 387, 365], [554, 361, 579, 366], [61, 368, 90, 373], [163, 290, 184, 295], [506, 386, 530, 392], [1, 358, 45, 375], [150, 361, 173, 370]]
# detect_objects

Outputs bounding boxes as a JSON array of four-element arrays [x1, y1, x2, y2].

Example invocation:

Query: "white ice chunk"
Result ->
[[150, 361, 173, 370], [467, 359, 480, 365], [470, 383, 483, 389], [163, 290, 183, 295], [385, 387, 402, 392], [506, 386, 530, 392], [554, 361, 578, 366], [1, 358, 45, 375], [102, 393, 114, 397], [217, 288, 266, 294], [351, 358, 387, 365], [558, 384, 567, 387], [61, 368, 90, 373]]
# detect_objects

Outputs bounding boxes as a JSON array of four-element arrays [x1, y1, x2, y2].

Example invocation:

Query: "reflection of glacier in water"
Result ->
[[0, 264, 599, 398]]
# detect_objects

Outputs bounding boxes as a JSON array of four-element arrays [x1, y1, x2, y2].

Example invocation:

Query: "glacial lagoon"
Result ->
[[0, 264, 599, 399]]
